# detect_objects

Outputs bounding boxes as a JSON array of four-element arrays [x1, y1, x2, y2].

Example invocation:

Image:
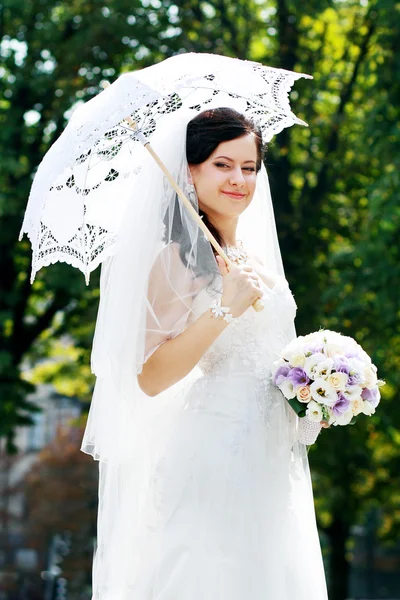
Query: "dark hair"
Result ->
[[163, 108, 264, 287], [186, 107, 264, 249]]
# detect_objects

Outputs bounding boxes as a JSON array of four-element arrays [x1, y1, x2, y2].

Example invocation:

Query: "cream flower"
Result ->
[[343, 385, 363, 401], [362, 400, 376, 416], [327, 372, 348, 391], [351, 397, 365, 416], [291, 353, 306, 368], [313, 358, 334, 379], [296, 386, 312, 403], [348, 357, 366, 383], [306, 400, 323, 422], [364, 365, 378, 388], [310, 378, 338, 407], [279, 379, 296, 400], [333, 408, 354, 426], [281, 341, 303, 362], [304, 333, 318, 343], [304, 353, 326, 379]]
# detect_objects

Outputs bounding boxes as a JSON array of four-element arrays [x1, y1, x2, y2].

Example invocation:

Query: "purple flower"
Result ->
[[287, 367, 310, 387], [361, 387, 381, 408], [332, 393, 350, 416], [304, 344, 324, 356], [345, 349, 362, 360], [347, 371, 364, 386], [274, 365, 291, 386], [333, 357, 351, 375]]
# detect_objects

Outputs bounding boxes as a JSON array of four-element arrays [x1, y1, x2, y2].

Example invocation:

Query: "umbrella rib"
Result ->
[[178, 83, 307, 123]]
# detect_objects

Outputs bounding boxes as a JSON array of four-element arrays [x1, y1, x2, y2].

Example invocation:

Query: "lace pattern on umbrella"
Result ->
[[20, 61, 310, 283]]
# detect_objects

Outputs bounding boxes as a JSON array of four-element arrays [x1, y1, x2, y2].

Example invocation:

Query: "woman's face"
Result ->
[[189, 134, 258, 220]]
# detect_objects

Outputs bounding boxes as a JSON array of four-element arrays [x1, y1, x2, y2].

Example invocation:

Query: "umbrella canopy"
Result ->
[[20, 52, 312, 283]]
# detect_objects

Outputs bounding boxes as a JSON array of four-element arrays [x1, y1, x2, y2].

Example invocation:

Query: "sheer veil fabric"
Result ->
[[81, 109, 328, 599], [82, 108, 293, 463]]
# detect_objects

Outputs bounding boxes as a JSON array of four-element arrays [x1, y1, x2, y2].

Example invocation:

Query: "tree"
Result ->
[[24, 425, 98, 600], [0, 0, 177, 450]]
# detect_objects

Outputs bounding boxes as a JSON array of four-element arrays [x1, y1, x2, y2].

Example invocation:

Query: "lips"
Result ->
[[221, 191, 246, 199]]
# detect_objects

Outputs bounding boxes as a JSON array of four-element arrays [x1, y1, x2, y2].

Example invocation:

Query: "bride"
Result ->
[[82, 107, 329, 599]]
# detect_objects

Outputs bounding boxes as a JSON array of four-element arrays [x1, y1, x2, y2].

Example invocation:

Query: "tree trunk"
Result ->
[[326, 517, 351, 600]]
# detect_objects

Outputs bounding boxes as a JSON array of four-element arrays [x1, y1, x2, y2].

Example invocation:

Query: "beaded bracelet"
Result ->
[[210, 298, 237, 324]]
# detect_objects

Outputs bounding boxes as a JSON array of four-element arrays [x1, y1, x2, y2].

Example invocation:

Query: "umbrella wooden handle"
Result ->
[[251, 298, 265, 312]]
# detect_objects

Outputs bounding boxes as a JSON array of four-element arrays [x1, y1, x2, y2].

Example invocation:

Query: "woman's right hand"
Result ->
[[216, 255, 264, 318]]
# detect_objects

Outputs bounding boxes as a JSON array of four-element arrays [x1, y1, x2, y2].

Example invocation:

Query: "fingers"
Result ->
[[244, 271, 263, 292], [249, 277, 263, 298], [219, 258, 263, 300], [248, 273, 261, 284]]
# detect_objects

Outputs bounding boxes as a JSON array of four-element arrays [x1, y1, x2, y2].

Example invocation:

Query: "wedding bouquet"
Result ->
[[272, 330, 384, 426]]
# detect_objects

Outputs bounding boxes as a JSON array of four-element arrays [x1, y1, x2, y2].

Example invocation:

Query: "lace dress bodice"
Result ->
[[189, 276, 297, 378], [187, 276, 321, 445]]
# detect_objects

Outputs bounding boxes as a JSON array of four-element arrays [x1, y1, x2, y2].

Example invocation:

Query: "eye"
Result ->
[[243, 167, 256, 172], [214, 162, 229, 168]]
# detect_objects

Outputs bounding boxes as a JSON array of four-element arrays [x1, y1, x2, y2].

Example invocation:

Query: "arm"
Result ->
[[138, 309, 228, 396], [138, 252, 263, 397]]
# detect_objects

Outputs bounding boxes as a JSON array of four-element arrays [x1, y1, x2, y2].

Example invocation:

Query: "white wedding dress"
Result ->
[[105, 275, 329, 600]]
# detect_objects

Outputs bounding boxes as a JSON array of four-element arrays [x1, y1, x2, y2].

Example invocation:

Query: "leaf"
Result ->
[[288, 397, 308, 418]]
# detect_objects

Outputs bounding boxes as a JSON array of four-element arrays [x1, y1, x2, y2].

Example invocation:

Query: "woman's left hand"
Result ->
[[244, 256, 280, 290]]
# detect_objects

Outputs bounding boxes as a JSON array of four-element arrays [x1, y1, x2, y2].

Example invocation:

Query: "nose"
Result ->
[[229, 166, 245, 187]]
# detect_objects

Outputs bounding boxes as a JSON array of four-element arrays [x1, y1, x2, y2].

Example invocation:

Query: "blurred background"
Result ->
[[0, 0, 399, 599]]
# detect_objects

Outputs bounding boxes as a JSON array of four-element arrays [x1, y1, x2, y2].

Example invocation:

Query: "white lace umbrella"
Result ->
[[20, 52, 312, 288]]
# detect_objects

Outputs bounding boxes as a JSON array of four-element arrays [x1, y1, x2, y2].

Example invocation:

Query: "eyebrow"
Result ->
[[214, 155, 256, 164]]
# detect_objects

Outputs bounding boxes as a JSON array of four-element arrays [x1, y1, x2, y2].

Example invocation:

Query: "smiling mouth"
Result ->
[[221, 191, 246, 199]]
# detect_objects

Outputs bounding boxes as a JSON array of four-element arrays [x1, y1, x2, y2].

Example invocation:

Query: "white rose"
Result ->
[[304, 353, 326, 379], [310, 378, 338, 407], [327, 372, 348, 391], [306, 400, 323, 422], [333, 408, 354, 426], [279, 379, 296, 400], [291, 353, 306, 368], [364, 365, 378, 388], [314, 358, 334, 379]]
